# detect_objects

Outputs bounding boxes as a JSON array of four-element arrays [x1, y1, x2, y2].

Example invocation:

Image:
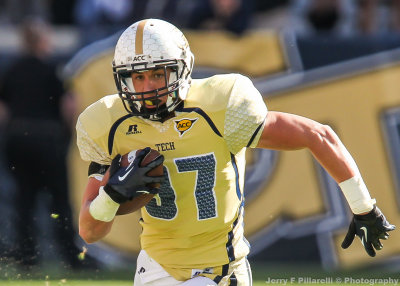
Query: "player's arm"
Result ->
[[257, 111, 395, 256], [79, 149, 164, 243], [257, 111, 356, 183], [79, 176, 115, 243]]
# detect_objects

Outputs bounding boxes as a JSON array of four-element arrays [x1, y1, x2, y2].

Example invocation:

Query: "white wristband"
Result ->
[[89, 186, 120, 222], [339, 175, 376, 214]]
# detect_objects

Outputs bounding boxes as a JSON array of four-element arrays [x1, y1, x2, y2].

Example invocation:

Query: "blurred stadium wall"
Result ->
[[62, 29, 400, 271]]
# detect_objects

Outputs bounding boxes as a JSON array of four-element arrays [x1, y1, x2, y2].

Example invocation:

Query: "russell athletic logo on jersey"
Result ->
[[174, 118, 198, 136], [126, 124, 142, 135]]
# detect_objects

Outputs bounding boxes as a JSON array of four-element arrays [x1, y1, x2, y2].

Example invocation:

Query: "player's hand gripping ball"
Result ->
[[101, 147, 164, 214]]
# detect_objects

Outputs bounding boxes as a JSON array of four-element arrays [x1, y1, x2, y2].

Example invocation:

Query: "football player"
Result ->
[[77, 19, 395, 286]]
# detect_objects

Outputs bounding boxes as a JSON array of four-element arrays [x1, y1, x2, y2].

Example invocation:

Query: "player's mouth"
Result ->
[[144, 98, 162, 108]]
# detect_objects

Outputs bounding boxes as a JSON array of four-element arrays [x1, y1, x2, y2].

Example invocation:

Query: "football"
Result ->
[[101, 148, 164, 215]]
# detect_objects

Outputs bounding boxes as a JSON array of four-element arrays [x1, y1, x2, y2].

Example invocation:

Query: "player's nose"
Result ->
[[142, 78, 157, 93]]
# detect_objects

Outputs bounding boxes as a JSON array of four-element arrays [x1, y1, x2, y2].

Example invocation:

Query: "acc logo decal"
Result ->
[[127, 55, 148, 62], [174, 118, 198, 137], [133, 55, 146, 61]]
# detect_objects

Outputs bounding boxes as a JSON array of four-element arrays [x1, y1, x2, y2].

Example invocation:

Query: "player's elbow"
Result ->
[[79, 230, 94, 244], [79, 231, 98, 243], [310, 124, 338, 148], [79, 227, 100, 244]]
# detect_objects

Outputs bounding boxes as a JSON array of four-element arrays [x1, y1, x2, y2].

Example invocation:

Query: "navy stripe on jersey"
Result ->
[[230, 273, 238, 286], [213, 264, 229, 284], [227, 213, 241, 262], [214, 212, 241, 283], [247, 120, 264, 147], [226, 231, 235, 263], [181, 107, 222, 137], [108, 113, 134, 155], [230, 153, 241, 201]]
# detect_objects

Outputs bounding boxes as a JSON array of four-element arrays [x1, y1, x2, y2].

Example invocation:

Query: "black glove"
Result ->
[[341, 205, 396, 257], [104, 147, 165, 204]]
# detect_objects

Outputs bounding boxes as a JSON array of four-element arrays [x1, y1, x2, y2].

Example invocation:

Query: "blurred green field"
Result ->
[[1, 277, 398, 286], [0, 280, 279, 285], [0, 281, 130, 286], [0, 281, 269, 286], [0, 261, 398, 286], [0, 280, 397, 286]]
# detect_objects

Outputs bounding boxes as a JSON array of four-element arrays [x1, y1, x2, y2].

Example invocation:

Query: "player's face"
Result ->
[[131, 68, 171, 108]]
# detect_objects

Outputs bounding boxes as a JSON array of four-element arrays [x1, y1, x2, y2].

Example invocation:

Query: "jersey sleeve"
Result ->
[[224, 75, 268, 154], [76, 115, 111, 165]]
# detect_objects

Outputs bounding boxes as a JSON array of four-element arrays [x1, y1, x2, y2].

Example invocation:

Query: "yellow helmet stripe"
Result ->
[[135, 20, 148, 55]]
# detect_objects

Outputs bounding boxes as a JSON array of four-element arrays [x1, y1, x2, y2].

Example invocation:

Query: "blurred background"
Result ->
[[0, 0, 399, 281]]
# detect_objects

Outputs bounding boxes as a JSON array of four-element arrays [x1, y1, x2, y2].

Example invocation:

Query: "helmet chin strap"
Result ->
[[155, 108, 173, 122], [133, 103, 172, 122]]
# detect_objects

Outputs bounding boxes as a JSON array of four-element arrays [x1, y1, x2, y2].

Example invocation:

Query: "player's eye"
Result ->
[[132, 74, 144, 80], [154, 73, 164, 79]]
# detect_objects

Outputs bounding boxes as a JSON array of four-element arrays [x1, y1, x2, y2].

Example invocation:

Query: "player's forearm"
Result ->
[[307, 125, 358, 183], [79, 203, 114, 243], [78, 177, 120, 243], [259, 112, 374, 214], [303, 125, 375, 214]]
